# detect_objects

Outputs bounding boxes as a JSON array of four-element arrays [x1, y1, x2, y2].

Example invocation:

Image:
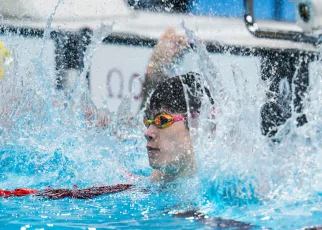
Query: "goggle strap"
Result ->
[[173, 116, 184, 122]]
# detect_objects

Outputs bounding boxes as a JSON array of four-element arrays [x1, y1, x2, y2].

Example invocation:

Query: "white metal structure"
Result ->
[[0, 0, 317, 51]]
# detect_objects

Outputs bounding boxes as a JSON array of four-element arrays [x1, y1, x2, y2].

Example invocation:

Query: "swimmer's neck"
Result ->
[[149, 164, 197, 183]]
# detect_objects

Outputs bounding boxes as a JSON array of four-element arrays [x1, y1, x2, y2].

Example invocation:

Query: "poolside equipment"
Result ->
[[244, 0, 322, 44]]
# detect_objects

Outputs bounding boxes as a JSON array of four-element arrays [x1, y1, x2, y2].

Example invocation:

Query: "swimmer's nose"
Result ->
[[145, 135, 154, 141], [144, 126, 157, 142]]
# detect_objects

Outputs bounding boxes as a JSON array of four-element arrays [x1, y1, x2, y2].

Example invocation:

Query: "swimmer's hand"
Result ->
[[147, 27, 189, 76], [142, 28, 189, 107], [83, 106, 110, 128]]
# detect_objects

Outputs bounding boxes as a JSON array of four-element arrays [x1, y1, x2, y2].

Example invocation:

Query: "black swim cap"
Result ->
[[147, 72, 214, 116]]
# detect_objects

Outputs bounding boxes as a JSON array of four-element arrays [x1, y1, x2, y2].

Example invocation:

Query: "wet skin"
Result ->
[[144, 111, 197, 182]]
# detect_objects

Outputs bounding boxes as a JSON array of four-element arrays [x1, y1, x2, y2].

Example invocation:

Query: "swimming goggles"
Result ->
[[144, 113, 185, 129]]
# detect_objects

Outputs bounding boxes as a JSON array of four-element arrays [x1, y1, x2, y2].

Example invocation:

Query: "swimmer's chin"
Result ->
[[148, 159, 163, 170]]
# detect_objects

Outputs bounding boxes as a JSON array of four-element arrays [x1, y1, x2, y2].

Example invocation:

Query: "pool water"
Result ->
[[0, 190, 255, 229], [1, 137, 322, 230]]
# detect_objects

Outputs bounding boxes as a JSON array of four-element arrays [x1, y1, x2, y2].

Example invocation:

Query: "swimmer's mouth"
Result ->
[[146, 146, 160, 152]]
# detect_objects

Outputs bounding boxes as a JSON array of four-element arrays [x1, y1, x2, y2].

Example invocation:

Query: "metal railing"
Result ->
[[243, 0, 321, 45]]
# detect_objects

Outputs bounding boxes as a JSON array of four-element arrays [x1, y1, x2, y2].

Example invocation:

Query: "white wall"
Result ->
[[89, 43, 262, 116]]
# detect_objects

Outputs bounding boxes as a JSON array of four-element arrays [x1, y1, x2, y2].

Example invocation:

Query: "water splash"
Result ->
[[1, 4, 322, 228], [68, 22, 114, 111], [182, 22, 267, 200], [32, 0, 65, 107], [0, 7, 131, 189], [181, 23, 322, 226]]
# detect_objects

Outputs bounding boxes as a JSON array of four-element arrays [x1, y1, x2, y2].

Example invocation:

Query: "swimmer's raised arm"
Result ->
[[141, 28, 189, 108], [83, 28, 188, 127]]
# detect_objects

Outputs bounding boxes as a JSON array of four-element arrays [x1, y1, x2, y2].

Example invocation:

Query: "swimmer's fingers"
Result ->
[[152, 39, 188, 68], [172, 34, 189, 50], [83, 106, 110, 128], [154, 38, 187, 57], [160, 28, 176, 41], [83, 106, 95, 121], [95, 110, 110, 128], [147, 28, 188, 78], [160, 28, 188, 46]]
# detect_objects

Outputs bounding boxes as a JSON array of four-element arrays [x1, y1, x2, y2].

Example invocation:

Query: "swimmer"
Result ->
[[1, 72, 212, 196], [0, 28, 195, 198], [142, 27, 189, 107], [145, 72, 214, 183]]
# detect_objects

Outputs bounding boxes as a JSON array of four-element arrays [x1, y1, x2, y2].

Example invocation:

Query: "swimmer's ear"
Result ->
[[190, 107, 216, 134], [209, 106, 216, 134], [189, 111, 200, 129]]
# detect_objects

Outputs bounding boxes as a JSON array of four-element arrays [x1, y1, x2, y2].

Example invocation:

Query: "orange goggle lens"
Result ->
[[144, 114, 184, 129]]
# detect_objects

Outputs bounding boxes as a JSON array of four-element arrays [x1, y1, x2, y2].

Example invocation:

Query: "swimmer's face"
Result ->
[[144, 110, 194, 175]]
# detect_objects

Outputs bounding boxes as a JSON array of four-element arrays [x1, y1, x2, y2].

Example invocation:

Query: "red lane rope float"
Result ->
[[0, 184, 133, 199], [0, 188, 38, 197], [0, 189, 14, 197]]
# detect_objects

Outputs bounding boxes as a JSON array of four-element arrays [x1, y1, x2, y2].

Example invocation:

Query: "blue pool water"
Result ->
[[1, 137, 322, 229]]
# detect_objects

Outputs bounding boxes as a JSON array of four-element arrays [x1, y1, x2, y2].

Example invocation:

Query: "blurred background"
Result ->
[[128, 0, 296, 21], [0, 0, 297, 21]]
